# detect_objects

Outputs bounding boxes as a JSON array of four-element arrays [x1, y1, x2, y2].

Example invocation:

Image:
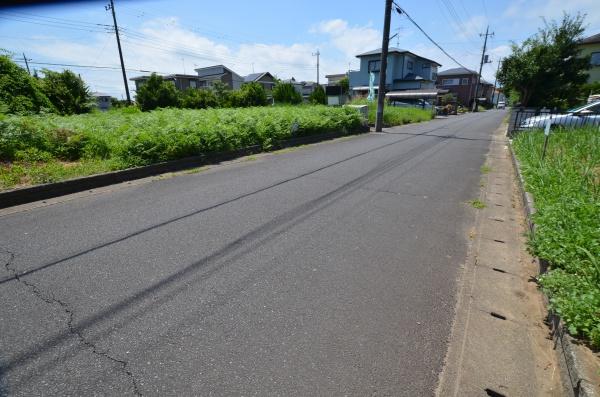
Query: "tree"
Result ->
[[211, 81, 232, 107], [40, 69, 93, 115], [309, 84, 327, 105], [0, 55, 53, 114], [272, 82, 302, 104], [135, 73, 180, 111], [230, 82, 268, 107], [180, 88, 218, 109], [339, 76, 349, 94], [497, 13, 590, 109]]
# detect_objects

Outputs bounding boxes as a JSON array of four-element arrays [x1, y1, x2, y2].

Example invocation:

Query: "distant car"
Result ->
[[497, 101, 506, 109], [519, 101, 600, 129]]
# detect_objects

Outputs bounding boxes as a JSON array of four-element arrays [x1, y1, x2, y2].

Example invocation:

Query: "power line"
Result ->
[[392, 2, 471, 70], [0, 14, 112, 33], [13, 59, 164, 73]]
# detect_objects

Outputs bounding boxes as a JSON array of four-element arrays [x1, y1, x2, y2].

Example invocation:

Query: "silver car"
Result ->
[[520, 101, 600, 129]]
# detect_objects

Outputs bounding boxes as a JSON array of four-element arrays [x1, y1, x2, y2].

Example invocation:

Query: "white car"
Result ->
[[497, 101, 505, 109], [519, 101, 600, 129]]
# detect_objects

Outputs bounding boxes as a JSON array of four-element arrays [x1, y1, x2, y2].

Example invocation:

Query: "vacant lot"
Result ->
[[513, 127, 600, 348], [1, 105, 369, 190]]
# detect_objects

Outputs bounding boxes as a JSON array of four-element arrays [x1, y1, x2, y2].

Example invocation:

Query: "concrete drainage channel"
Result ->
[[437, 124, 564, 396], [509, 138, 599, 397]]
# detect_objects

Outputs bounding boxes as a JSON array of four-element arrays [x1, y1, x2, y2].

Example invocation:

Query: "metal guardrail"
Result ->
[[508, 107, 600, 135]]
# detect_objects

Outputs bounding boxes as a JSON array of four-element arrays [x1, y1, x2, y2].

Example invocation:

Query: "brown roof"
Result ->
[[581, 33, 600, 44]]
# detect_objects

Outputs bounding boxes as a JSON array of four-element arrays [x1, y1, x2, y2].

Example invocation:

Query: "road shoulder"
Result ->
[[436, 124, 565, 396]]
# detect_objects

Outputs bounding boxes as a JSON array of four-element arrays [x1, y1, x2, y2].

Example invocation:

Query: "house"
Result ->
[[130, 74, 201, 92], [194, 65, 244, 90], [348, 47, 444, 103], [578, 33, 600, 83], [281, 77, 318, 100], [243, 72, 276, 96], [91, 92, 112, 111], [326, 73, 347, 85], [436, 67, 494, 106], [130, 65, 244, 92]]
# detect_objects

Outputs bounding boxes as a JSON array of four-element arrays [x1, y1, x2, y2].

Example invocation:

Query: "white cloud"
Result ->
[[504, 0, 600, 29], [313, 18, 381, 59]]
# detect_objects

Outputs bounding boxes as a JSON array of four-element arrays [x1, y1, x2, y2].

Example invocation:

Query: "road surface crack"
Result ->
[[2, 248, 142, 396]]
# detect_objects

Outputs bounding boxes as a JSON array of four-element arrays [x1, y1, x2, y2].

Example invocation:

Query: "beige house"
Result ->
[[579, 33, 600, 83]]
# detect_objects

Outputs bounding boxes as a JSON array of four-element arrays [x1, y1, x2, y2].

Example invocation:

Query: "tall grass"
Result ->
[[349, 98, 433, 126], [0, 105, 364, 189], [513, 127, 600, 348]]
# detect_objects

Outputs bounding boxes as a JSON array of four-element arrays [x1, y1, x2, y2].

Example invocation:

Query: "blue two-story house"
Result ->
[[349, 47, 442, 100]]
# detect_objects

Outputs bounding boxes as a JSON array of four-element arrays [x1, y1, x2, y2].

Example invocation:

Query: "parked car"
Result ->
[[519, 101, 600, 129], [497, 101, 505, 109]]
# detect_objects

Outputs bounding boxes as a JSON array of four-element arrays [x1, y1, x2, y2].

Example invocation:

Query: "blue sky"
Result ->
[[1, 0, 599, 98]]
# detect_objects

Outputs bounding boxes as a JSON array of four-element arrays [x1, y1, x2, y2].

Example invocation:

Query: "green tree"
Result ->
[[135, 73, 180, 111], [0, 55, 53, 114], [211, 81, 232, 107], [272, 82, 302, 104], [180, 88, 218, 109], [309, 84, 327, 105], [40, 69, 93, 115], [339, 76, 349, 94], [242, 82, 268, 106], [497, 13, 590, 109]]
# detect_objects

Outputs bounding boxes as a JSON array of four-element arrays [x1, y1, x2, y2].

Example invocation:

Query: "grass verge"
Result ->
[[513, 127, 600, 348], [0, 105, 364, 190], [349, 99, 434, 126]]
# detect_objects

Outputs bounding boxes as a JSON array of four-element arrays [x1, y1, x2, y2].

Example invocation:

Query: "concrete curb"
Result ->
[[508, 140, 597, 397], [0, 129, 367, 210]]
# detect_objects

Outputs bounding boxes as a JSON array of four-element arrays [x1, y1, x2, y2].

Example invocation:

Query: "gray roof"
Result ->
[[438, 67, 478, 76], [244, 72, 274, 82], [581, 32, 600, 44], [356, 47, 442, 67]]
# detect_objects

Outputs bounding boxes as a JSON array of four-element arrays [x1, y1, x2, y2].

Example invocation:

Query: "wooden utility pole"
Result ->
[[490, 58, 501, 107], [313, 49, 320, 85], [107, 0, 131, 104], [472, 25, 493, 112], [375, 0, 393, 132], [22, 53, 31, 75]]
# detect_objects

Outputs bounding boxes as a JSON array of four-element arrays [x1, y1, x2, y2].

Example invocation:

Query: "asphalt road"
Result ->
[[0, 110, 506, 396]]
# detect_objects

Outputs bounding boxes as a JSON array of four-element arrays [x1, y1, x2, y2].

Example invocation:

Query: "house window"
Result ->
[[368, 60, 381, 72], [407, 61, 413, 70], [432, 72, 437, 81], [461, 78, 470, 85], [442, 78, 460, 86], [190, 80, 197, 88], [591, 52, 600, 66]]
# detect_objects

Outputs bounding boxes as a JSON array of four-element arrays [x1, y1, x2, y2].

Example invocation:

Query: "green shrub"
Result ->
[[230, 82, 268, 107], [135, 73, 180, 111], [273, 82, 302, 104], [309, 85, 327, 105], [40, 69, 93, 115], [180, 88, 218, 109], [349, 98, 433, 126], [513, 127, 600, 348], [0, 55, 54, 114]]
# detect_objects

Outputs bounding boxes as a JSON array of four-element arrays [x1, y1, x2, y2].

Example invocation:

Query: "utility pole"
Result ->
[[106, 0, 131, 104], [490, 58, 501, 107], [312, 49, 320, 85], [375, 0, 393, 132], [22, 53, 31, 75], [472, 25, 493, 112]]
